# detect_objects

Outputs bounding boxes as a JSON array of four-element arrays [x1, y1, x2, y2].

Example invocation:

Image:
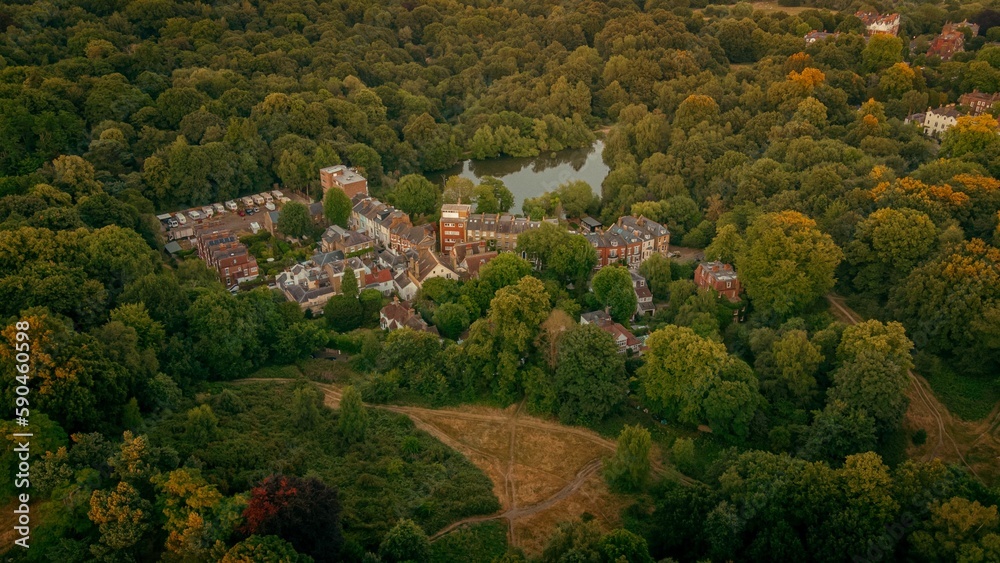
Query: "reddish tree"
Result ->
[[240, 475, 343, 562]]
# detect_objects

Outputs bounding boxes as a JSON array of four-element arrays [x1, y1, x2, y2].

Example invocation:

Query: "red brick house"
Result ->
[[320, 165, 368, 199], [694, 261, 741, 302], [197, 230, 259, 287]]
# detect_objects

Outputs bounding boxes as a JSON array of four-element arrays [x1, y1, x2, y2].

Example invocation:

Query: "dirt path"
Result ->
[[826, 295, 992, 483], [236, 378, 691, 550]]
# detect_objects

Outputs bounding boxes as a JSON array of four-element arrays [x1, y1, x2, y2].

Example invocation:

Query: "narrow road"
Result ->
[[825, 295, 983, 483]]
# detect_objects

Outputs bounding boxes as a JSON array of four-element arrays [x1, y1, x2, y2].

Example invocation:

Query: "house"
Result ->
[[321, 225, 374, 255], [438, 203, 546, 254], [804, 31, 838, 44], [408, 248, 458, 287], [927, 30, 965, 61], [959, 91, 1000, 116], [196, 230, 259, 287], [393, 271, 419, 301], [632, 271, 655, 317], [380, 298, 438, 335], [904, 112, 926, 128], [276, 262, 335, 313], [945, 20, 980, 37], [312, 250, 345, 267], [364, 269, 394, 296], [580, 216, 602, 233], [350, 196, 420, 251], [855, 10, 900, 37], [377, 249, 411, 274], [321, 256, 369, 295], [447, 240, 497, 279], [922, 106, 962, 138], [694, 262, 742, 302], [580, 310, 642, 354], [320, 165, 368, 199], [586, 215, 670, 271], [309, 201, 326, 225]]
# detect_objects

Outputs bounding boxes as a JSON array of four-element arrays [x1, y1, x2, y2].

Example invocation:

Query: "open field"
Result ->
[[302, 381, 689, 556], [827, 295, 1000, 485]]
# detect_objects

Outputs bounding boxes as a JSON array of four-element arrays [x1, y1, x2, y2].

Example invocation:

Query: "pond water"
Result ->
[[426, 140, 609, 215]]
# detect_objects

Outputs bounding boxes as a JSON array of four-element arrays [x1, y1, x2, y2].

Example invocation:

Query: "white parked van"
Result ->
[[175, 212, 188, 225], [263, 192, 274, 203], [242, 196, 254, 207], [214, 203, 225, 213], [225, 200, 238, 211], [271, 190, 284, 199], [188, 210, 203, 221], [252, 194, 265, 205], [202, 206, 214, 217]]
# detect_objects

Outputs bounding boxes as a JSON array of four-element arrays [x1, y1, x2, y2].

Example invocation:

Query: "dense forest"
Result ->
[[3, 0, 1000, 561]]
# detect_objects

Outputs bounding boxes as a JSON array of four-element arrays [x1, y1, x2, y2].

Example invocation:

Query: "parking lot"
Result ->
[[158, 190, 313, 241]]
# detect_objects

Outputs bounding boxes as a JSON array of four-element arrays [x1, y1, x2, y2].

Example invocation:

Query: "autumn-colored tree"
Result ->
[[735, 211, 843, 317], [240, 475, 343, 562]]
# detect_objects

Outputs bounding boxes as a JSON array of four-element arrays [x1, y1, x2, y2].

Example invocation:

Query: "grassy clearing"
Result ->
[[917, 353, 1000, 421], [430, 521, 508, 563]]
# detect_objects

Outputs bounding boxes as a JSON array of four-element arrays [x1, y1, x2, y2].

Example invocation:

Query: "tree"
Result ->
[[604, 425, 651, 491], [441, 176, 475, 204], [889, 239, 1000, 374], [222, 535, 314, 563], [186, 404, 218, 445], [278, 202, 312, 239], [799, 400, 877, 466], [432, 302, 470, 340], [591, 265, 637, 324], [473, 176, 514, 213], [324, 295, 363, 332], [909, 497, 1000, 562], [862, 34, 903, 73], [388, 174, 439, 217], [638, 253, 671, 299], [240, 475, 343, 563], [478, 253, 532, 294], [827, 321, 912, 432], [379, 519, 430, 563], [846, 208, 937, 297], [735, 211, 843, 317], [771, 329, 823, 402], [705, 223, 744, 264], [292, 385, 323, 428], [323, 188, 351, 228], [341, 268, 358, 299], [941, 115, 1000, 159], [154, 468, 243, 560], [598, 529, 654, 563], [640, 325, 761, 439], [88, 481, 153, 557], [553, 324, 627, 424], [338, 386, 368, 444]]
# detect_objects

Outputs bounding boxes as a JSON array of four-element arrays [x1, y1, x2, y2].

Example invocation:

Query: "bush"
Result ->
[[912, 428, 927, 446]]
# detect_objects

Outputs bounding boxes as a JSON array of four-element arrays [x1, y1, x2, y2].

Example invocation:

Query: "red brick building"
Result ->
[[320, 165, 368, 199], [927, 30, 965, 61], [197, 230, 259, 287], [694, 261, 741, 302], [959, 91, 1000, 116]]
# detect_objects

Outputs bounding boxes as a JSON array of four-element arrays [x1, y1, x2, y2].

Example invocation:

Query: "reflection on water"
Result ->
[[426, 140, 608, 214]]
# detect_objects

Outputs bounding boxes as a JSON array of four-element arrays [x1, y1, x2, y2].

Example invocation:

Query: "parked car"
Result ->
[[225, 200, 238, 211], [175, 213, 187, 225], [246, 209, 255, 216], [253, 206, 260, 213], [238, 209, 245, 217], [265, 202, 276, 211], [214, 203, 225, 213], [188, 210, 203, 221], [168, 218, 179, 228]]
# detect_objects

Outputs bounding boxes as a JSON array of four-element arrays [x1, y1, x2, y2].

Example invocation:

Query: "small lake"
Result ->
[[426, 140, 609, 214]]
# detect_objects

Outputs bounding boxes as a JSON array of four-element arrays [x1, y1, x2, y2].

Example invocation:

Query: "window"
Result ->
[[726, 281, 732, 288]]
